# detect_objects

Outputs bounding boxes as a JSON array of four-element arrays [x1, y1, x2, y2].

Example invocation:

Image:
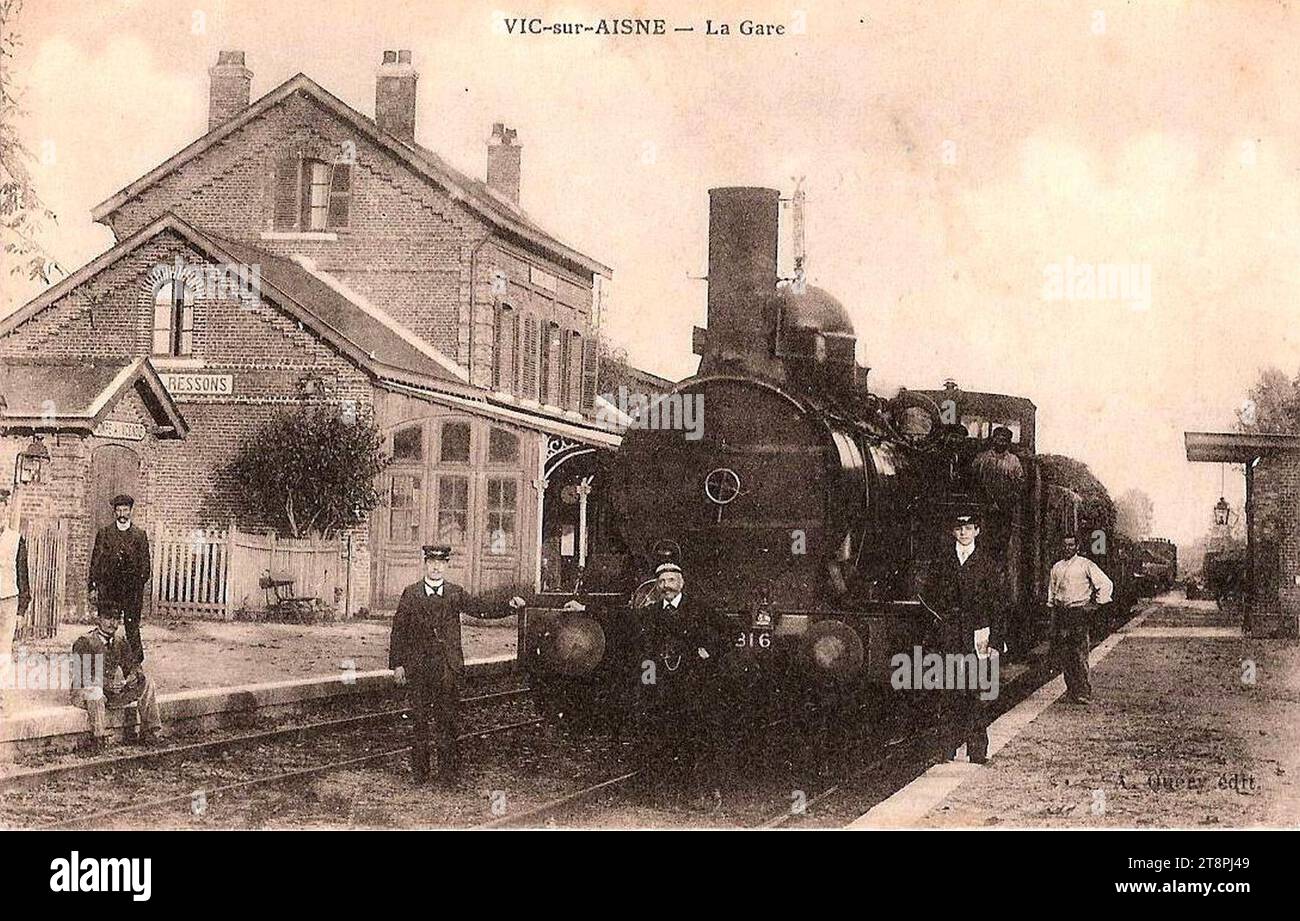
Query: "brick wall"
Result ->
[[100, 91, 597, 398], [1247, 456, 1300, 636], [0, 229, 376, 612]]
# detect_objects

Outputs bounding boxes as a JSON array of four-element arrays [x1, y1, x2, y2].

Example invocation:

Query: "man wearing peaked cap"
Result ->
[[389, 544, 526, 785], [925, 507, 1007, 765], [634, 555, 733, 792], [88, 494, 151, 664]]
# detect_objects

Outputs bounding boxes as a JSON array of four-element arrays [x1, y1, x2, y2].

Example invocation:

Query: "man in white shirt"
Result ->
[[0, 489, 32, 717], [1048, 535, 1114, 704]]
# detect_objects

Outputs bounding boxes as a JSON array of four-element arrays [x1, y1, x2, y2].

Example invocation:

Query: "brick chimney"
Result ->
[[486, 123, 521, 204], [375, 50, 418, 143], [208, 51, 252, 131]]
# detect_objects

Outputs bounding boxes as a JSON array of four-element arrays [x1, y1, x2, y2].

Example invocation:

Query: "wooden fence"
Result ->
[[17, 516, 69, 641], [150, 523, 348, 620]]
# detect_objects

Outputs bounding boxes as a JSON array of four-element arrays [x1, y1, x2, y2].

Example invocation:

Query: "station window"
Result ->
[[303, 159, 331, 232], [388, 474, 421, 544], [392, 425, 423, 463], [152, 279, 194, 356], [437, 475, 469, 545], [486, 477, 518, 552], [272, 156, 351, 232], [440, 421, 471, 463], [488, 428, 519, 464]]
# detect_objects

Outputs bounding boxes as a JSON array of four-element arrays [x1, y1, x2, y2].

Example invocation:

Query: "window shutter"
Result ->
[[580, 336, 599, 414], [299, 160, 313, 231], [557, 330, 572, 408], [492, 306, 515, 392], [512, 310, 524, 394], [522, 314, 539, 399], [328, 163, 351, 229], [273, 157, 300, 231], [568, 332, 584, 410]]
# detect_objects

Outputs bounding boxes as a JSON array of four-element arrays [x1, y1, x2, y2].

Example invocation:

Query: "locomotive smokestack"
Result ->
[[695, 187, 782, 377]]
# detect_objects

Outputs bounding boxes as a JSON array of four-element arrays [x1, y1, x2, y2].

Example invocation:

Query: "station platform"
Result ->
[[0, 615, 518, 762], [852, 595, 1300, 829]]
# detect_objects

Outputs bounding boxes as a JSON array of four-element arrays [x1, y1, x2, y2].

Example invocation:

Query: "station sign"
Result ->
[[94, 419, 147, 441], [160, 372, 234, 399]]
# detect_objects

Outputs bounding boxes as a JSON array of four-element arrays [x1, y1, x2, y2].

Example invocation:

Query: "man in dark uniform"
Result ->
[[632, 560, 734, 790], [925, 510, 1006, 764], [389, 545, 524, 785], [88, 495, 152, 663]]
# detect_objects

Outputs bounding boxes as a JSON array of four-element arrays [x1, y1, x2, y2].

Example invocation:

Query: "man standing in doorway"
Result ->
[[0, 488, 32, 716], [88, 495, 152, 663]]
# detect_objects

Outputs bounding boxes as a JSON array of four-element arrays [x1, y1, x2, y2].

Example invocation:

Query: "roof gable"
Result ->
[[0, 212, 477, 397], [90, 74, 610, 278], [0, 356, 189, 437]]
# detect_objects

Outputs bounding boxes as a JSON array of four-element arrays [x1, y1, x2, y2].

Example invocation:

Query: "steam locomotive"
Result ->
[[523, 187, 1134, 725]]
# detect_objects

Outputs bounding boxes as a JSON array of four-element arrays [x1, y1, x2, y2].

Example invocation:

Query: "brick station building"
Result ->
[[0, 50, 619, 616], [1185, 431, 1300, 638]]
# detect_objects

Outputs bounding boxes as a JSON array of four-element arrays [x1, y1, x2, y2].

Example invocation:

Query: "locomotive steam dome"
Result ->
[[778, 283, 856, 337]]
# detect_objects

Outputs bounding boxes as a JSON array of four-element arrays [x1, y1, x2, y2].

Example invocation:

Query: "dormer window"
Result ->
[[272, 156, 351, 232], [152, 279, 194, 356], [304, 160, 331, 231]]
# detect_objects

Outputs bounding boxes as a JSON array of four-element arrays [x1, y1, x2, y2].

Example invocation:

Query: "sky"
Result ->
[[4, 0, 1295, 548]]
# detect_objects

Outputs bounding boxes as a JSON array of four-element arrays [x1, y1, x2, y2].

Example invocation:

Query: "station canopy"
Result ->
[[1184, 431, 1300, 463]]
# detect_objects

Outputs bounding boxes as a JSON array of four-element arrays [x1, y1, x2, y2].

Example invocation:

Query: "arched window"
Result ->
[[392, 424, 423, 463], [440, 421, 472, 464], [488, 427, 519, 464], [152, 279, 194, 356]]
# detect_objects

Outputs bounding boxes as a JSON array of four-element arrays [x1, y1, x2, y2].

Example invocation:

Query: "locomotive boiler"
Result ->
[[523, 186, 1097, 725]]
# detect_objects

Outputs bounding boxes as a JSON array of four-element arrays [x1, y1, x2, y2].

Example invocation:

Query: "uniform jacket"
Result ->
[[70, 626, 145, 705], [88, 524, 152, 616], [925, 543, 1008, 650], [635, 592, 733, 703], [389, 580, 470, 681]]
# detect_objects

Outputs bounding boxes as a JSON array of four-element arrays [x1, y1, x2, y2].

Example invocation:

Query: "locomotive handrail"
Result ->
[[913, 591, 946, 624]]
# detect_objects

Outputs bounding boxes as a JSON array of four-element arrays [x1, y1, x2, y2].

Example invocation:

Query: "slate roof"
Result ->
[[194, 230, 468, 387]]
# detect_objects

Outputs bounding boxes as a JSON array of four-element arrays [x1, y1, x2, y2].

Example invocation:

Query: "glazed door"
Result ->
[[89, 444, 143, 533]]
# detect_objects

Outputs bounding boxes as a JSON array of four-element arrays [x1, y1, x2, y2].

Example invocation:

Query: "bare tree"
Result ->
[[1, 0, 61, 300], [1115, 488, 1154, 540]]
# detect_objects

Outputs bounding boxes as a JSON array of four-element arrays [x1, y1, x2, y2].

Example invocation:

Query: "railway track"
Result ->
[[478, 628, 1102, 830], [39, 715, 545, 830], [0, 686, 532, 792], [0, 685, 542, 829]]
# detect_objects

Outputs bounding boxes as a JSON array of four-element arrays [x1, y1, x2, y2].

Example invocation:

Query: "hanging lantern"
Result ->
[[1213, 496, 1231, 527], [15, 435, 50, 486]]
